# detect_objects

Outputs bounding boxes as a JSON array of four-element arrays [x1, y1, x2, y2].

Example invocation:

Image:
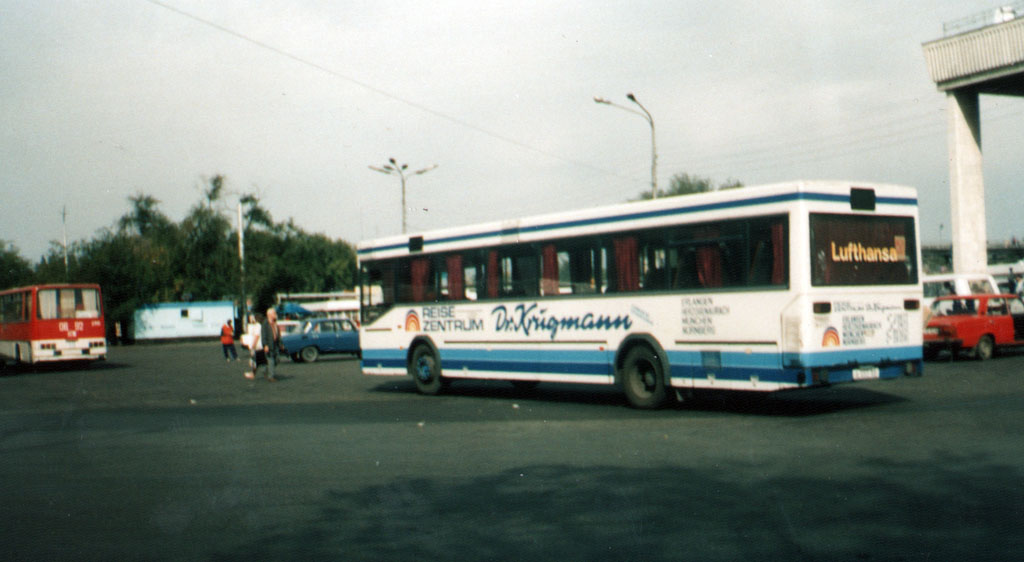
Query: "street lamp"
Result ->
[[369, 158, 438, 234], [595, 92, 658, 199]]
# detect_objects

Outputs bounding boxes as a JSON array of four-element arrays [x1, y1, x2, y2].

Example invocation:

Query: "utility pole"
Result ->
[[237, 202, 246, 331], [369, 159, 437, 234], [61, 205, 69, 281]]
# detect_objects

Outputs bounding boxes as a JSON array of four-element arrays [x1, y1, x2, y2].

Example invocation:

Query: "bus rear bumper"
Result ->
[[32, 340, 108, 362]]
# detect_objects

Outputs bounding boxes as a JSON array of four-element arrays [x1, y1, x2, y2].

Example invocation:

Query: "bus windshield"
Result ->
[[36, 287, 102, 320], [809, 213, 917, 286]]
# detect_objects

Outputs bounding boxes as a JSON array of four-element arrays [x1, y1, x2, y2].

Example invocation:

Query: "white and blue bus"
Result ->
[[357, 181, 922, 408]]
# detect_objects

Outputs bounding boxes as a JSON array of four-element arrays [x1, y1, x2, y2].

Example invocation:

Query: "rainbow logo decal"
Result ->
[[405, 310, 421, 332], [822, 326, 841, 347]]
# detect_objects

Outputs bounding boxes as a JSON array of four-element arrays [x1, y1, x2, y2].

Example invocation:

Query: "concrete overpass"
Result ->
[[922, 4, 1024, 274]]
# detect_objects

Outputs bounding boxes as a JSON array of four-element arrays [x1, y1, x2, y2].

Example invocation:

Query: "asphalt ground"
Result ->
[[1, 342, 1023, 561]]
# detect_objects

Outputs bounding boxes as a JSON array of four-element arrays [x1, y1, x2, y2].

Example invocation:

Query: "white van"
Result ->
[[922, 272, 1000, 309]]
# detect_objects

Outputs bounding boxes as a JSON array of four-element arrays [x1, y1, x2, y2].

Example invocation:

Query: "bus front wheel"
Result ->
[[409, 344, 446, 395], [621, 346, 668, 409]]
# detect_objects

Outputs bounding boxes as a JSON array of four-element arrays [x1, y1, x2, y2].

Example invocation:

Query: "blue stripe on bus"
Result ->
[[783, 345, 922, 368], [442, 348, 613, 376], [362, 344, 921, 383], [361, 348, 612, 376], [357, 191, 918, 256]]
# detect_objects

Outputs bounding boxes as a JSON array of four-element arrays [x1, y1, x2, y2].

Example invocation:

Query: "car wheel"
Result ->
[[300, 346, 319, 363], [973, 335, 994, 361]]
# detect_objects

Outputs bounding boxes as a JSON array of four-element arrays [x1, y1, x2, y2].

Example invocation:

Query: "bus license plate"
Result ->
[[852, 366, 879, 380]]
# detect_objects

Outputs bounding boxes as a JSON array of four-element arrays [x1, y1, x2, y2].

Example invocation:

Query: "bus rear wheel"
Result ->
[[621, 346, 667, 409], [409, 344, 446, 395]]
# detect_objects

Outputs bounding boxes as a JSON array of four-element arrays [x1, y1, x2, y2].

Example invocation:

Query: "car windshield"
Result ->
[[933, 298, 980, 316]]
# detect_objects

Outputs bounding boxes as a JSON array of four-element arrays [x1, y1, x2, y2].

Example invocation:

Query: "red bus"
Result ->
[[0, 284, 107, 366]]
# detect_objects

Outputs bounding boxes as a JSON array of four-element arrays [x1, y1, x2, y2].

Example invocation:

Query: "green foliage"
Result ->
[[9, 175, 357, 338], [118, 193, 177, 239], [178, 178, 235, 300], [633, 173, 744, 201], [0, 240, 35, 288]]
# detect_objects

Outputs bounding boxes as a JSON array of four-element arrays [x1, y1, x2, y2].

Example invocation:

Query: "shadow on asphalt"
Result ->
[[369, 378, 906, 417], [0, 384, 906, 438], [0, 359, 131, 376]]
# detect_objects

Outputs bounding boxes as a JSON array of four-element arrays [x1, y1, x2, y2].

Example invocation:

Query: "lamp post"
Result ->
[[369, 158, 438, 234], [594, 92, 658, 199]]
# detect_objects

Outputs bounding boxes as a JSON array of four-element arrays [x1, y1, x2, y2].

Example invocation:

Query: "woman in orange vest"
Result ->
[[221, 319, 239, 361]]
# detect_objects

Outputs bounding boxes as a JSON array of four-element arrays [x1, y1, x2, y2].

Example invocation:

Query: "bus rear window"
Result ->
[[810, 214, 917, 286], [37, 288, 102, 320]]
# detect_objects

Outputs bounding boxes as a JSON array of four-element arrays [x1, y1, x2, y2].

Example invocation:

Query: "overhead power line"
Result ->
[[142, 0, 1022, 196], [141, 0, 630, 182], [662, 105, 1024, 180]]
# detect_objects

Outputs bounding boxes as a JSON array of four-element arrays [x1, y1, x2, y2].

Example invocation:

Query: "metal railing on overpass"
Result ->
[[942, 2, 1024, 36], [922, 244, 1024, 273]]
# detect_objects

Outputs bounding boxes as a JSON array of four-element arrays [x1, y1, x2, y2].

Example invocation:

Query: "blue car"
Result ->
[[281, 317, 361, 363]]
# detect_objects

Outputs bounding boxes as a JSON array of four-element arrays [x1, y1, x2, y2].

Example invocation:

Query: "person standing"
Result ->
[[220, 319, 238, 361], [244, 313, 263, 380], [260, 307, 281, 381]]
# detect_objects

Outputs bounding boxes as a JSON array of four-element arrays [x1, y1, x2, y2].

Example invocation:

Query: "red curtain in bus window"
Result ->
[[613, 237, 639, 292], [487, 251, 500, 298], [695, 225, 723, 288], [411, 258, 430, 302], [541, 244, 559, 296], [697, 244, 722, 288], [771, 222, 785, 285], [446, 254, 464, 300]]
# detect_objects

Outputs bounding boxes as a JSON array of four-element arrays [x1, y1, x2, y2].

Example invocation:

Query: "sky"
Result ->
[[2, 0, 1022, 262]]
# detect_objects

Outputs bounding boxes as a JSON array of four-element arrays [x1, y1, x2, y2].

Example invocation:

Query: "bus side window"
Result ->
[[463, 256, 479, 301], [567, 246, 593, 294], [563, 241, 607, 295], [360, 263, 397, 325], [749, 219, 787, 287], [507, 253, 540, 297]]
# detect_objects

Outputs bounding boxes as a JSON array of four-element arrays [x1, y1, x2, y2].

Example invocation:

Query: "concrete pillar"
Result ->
[[947, 89, 987, 274]]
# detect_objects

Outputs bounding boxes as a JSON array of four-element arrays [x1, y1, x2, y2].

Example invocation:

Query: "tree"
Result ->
[[24, 176, 360, 337], [35, 240, 79, 283], [118, 193, 176, 239], [632, 173, 743, 200], [0, 241, 34, 288], [247, 219, 356, 312], [240, 193, 274, 232], [177, 175, 235, 301]]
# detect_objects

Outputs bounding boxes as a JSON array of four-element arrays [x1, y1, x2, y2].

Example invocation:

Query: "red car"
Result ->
[[924, 294, 1024, 360]]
